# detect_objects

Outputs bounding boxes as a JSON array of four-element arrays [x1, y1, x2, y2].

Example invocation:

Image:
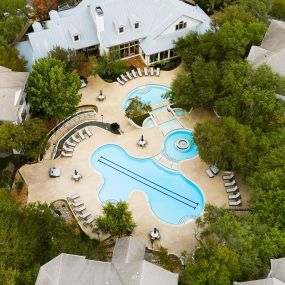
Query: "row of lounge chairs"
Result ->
[[223, 171, 242, 206], [117, 67, 160, 85], [61, 127, 93, 157], [67, 193, 96, 227]]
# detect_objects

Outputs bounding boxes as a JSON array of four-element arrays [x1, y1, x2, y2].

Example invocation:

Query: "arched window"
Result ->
[[175, 21, 187, 31]]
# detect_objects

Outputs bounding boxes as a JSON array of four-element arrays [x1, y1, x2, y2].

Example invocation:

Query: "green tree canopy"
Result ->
[[95, 201, 136, 237], [0, 45, 27, 71], [125, 96, 152, 119], [270, 0, 285, 19], [26, 57, 81, 120]]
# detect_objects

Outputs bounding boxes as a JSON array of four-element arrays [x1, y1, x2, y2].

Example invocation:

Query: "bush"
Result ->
[[15, 180, 24, 190], [153, 57, 181, 71], [270, 0, 285, 19], [110, 122, 120, 132]]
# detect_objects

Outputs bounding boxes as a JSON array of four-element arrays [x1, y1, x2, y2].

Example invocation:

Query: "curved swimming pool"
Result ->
[[123, 84, 170, 110], [91, 144, 204, 224], [163, 129, 198, 162]]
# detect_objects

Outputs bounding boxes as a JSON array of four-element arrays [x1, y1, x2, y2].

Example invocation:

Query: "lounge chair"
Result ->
[[121, 74, 128, 82], [74, 205, 86, 213], [144, 67, 149, 76], [126, 71, 133, 80], [66, 140, 76, 147], [150, 67, 154, 76], [229, 199, 242, 206], [79, 212, 91, 220], [155, 67, 160, 76], [210, 165, 219, 175], [226, 185, 239, 193], [224, 180, 236, 187], [84, 215, 96, 226], [223, 173, 234, 180], [71, 134, 80, 143], [84, 127, 92, 137], [67, 193, 80, 200], [223, 171, 233, 175], [131, 69, 138, 78], [137, 68, 143, 77], [71, 200, 84, 207], [63, 145, 74, 152], [78, 130, 86, 140], [228, 192, 241, 199], [206, 169, 214, 178], [61, 151, 72, 157], [117, 77, 125, 85]]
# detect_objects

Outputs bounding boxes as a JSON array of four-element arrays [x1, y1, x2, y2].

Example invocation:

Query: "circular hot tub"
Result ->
[[175, 138, 190, 151]]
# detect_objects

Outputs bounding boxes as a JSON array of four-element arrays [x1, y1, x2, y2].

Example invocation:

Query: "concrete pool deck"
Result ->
[[19, 66, 249, 256]]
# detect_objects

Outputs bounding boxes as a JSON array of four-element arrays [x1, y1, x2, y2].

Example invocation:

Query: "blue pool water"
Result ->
[[163, 129, 198, 162], [123, 84, 170, 110], [91, 144, 204, 224], [173, 108, 187, 117]]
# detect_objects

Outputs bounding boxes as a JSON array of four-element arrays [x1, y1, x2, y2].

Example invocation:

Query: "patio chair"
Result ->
[[228, 192, 241, 199], [137, 68, 143, 76], [84, 215, 96, 227], [126, 71, 133, 80], [71, 134, 80, 143], [63, 145, 74, 152], [79, 212, 91, 220], [117, 77, 125, 85], [61, 151, 73, 157], [66, 140, 76, 147], [144, 67, 149, 76], [224, 180, 236, 187], [223, 171, 233, 175], [155, 67, 160, 76], [223, 173, 234, 180], [84, 127, 93, 137], [67, 193, 80, 200], [229, 199, 242, 206], [121, 74, 128, 82], [71, 200, 84, 207], [150, 67, 154, 76], [78, 130, 86, 140], [210, 165, 219, 175], [74, 205, 86, 213], [226, 185, 239, 193], [131, 69, 138, 78], [206, 169, 214, 178]]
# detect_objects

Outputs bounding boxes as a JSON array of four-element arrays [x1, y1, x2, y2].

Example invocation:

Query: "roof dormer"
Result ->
[[129, 14, 141, 30]]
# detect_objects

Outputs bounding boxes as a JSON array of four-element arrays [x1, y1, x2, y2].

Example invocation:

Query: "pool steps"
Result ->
[[154, 153, 178, 171]]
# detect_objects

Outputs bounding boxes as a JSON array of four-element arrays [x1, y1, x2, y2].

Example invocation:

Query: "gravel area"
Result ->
[[52, 200, 74, 222]]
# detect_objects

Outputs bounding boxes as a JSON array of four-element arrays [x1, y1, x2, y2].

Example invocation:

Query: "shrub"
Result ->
[[110, 122, 120, 132], [15, 180, 24, 190]]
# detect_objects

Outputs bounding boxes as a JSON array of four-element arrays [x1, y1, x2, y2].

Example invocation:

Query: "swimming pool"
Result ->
[[123, 84, 170, 110], [163, 129, 198, 162], [173, 108, 187, 117], [91, 144, 204, 224]]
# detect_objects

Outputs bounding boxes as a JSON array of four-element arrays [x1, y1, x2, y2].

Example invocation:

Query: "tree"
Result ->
[[193, 117, 259, 176], [32, 0, 58, 19], [49, 46, 86, 73], [95, 201, 136, 237], [26, 57, 81, 120], [194, 0, 232, 15], [155, 246, 180, 272], [0, 46, 27, 71], [270, 0, 285, 19], [181, 238, 241, 285]]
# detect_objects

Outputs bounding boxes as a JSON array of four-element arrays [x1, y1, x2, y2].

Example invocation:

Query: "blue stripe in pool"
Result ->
[[91, 144, 204, 224]]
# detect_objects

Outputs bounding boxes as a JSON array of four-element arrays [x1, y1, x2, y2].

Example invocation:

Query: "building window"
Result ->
[[134, 22, 140, 29], [150, 53, 159, 63], [159, 50, 169, 61], [119, 26, 124, 33], [115, 40, 139, 58], [169, 49, 176, 58], [175, 21, 187, 31], [73, 35, 80, 42]]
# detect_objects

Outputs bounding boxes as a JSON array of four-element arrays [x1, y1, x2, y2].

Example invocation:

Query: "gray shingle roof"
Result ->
[[36, 237, 179, 285]]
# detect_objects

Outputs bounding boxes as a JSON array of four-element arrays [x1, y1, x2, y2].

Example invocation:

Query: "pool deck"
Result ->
[[19, 66, 250, 256]]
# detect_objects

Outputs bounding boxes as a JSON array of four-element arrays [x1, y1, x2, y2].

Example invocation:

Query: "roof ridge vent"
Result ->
[[95, 6, 103, 16]]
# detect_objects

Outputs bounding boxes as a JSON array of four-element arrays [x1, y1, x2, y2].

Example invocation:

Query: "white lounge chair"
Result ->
[[66, 140, 76, 147], [78, 129, 86, 140], [226, 185, 239, 193], [71, 134, 80, 143], [63, 145, 74, 152], [144, 67, 149, 76], [137, 68, 143, 77], [84, 127, 92, 137], [61, 151, 72, 157], [71, 200, 84, 207], [229, 199, 241, 206], [74, 205, 86, 213], [131, 69, 138, 78], [223, 171, 233, 175], [79, 212, 91, 220], [150, 67, 154, 76], [224, 180, 236, 187], [84, 215, 96, 226], [210, 165, 219, 175], [126, 71, 133, 80], [121, 74, 128, 82], [206, 169, 214, 178], [228, 192, 241, 199], [67, 193, 80, 200], [117, 77, 125, 85], [155, 67, 160, 76], [223, 173, 234, 180]]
